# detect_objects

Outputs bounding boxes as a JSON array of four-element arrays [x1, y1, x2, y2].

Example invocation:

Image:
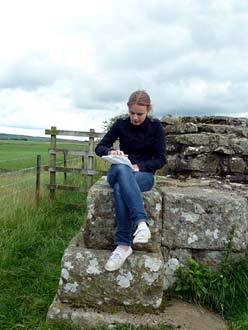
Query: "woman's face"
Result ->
[[128, 103, 148, 126]]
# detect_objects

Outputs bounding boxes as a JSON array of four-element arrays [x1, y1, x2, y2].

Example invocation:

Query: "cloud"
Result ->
[[0, 0, 248, 136]]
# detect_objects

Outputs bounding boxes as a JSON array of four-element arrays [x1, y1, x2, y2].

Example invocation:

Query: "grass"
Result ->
[[0, 138, 108, 209], [174, 254, 248, 330], [0, 189, 86, 330], [0, 139, 87, 171]]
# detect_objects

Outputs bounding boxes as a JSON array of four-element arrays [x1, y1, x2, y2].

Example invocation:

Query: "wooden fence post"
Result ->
[[63, 150, 67, 184], [35, 154, 41, 202], [50, 126, 57, 201], [87, 129, 94, 190]]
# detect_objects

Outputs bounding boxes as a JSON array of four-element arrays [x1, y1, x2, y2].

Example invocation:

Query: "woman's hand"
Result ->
[[108, 149, 127, 157], [132, 164, 139, 171]]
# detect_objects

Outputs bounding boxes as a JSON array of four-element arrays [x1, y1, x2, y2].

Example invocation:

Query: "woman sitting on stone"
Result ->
[[95, 90, 166, 271]]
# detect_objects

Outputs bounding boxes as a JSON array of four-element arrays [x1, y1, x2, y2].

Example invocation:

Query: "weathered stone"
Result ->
[[229, 157, 246, 173], [161, 116, 248, 179], [84, 177, 162, 252], [213, 146, 235, 155], [230, 138, 248, 155], [209, 134, 232, 147], [174, 154, 219, 173], [183, 146, 211, 156], [239, 128, 248, 137], [197, 123, 228, 134], [161, 115, 180, 125], [160, 185, 248, 251], [47, 299, 109, 328], [174, 133, 210, 146], [83, 177, 115, 249], [192, 250, 245, 271], [161, 247, 192, 290], [165, 122, 198, 134], [55, 242, 164, 311]]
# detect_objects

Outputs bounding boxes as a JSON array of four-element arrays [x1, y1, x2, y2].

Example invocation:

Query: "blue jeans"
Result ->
[[107, 164, 154, 246]]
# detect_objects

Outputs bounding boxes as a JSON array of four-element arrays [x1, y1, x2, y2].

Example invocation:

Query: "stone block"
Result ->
[[55, 240, 164, 312], [192, 250, 245, 271], [84, 177, 162, 252], [229, 157, 246, 173], [160, 185, 248, 251], [161, 247, 192, 290], [175, 154, 219, 173], [230, 138, 248, 155]]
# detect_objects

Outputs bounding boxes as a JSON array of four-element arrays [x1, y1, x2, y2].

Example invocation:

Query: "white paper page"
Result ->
[[102, 155, 133, 169]]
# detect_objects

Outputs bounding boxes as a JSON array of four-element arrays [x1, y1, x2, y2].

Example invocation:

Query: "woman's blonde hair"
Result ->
[[127, 90, 152, 112]]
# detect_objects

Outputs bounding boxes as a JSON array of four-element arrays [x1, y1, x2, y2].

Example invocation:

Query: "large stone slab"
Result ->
[[47, 298, 171, 329], [54, 238, 164, 312], [160, 185, 248, 251], [47, 297, 227, 330], [84, 177, 162, 252]]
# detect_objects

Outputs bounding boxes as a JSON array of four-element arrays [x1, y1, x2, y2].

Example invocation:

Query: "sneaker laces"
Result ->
[[110, 249, 123, 260], [133, 227, 146, 237]]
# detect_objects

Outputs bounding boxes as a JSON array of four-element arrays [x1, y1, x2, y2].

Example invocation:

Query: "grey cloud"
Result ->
[[0, 54, 63, 90], [152, 79, 248, 118], [71, 72, 140, 111]]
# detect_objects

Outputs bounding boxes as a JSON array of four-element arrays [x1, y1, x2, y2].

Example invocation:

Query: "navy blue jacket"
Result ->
[[95, 116, 166, 173]]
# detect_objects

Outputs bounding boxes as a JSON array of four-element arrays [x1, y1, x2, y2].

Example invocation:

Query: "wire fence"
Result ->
[[0, 156, 37, 163], [0, 155, 92, 202]]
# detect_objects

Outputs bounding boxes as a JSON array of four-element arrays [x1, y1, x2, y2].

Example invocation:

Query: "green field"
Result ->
[[0, 138, 108, 212], [0, 139, 87, 171]]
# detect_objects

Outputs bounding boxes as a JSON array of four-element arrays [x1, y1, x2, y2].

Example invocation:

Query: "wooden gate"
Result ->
[[44, 126, 107, 200]]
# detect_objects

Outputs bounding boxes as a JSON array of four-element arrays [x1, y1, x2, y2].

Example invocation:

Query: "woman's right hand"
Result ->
[[108, 149, 127, 157]]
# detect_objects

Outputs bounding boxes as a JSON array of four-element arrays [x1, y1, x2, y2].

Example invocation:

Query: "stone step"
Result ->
[[83, 177, 162, 252], [52, 236, 164, 313], [47, 298, 173, 329]]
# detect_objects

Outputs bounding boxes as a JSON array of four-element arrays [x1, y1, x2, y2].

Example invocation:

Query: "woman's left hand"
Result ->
[[132, 164, 139, 171]]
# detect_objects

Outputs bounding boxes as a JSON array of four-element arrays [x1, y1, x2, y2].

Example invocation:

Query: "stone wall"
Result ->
[[48, 175, 248, 327], [161, 116, 248, 181]]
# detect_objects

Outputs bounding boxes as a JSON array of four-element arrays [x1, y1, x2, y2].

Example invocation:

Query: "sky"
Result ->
[[0, 0, 248, 137]]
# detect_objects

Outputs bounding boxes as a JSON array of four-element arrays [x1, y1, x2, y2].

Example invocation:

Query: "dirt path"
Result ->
[[161, 299, 227, 330], [101, 298, 227, 330]]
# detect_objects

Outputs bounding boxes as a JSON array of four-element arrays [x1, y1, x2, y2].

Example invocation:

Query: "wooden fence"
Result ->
[[44, 126, 107, 201]]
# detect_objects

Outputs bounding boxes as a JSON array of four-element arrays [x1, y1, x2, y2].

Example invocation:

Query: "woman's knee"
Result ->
[[115, 164, 132, 175], [109, 164, 132, 179]]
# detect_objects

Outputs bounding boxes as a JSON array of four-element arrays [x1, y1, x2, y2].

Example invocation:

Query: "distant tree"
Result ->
[[102, 114, 128, 132], [101, 112, 155, 132]]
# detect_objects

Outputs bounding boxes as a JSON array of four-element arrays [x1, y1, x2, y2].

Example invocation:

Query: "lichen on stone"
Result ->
[[61, 268, 69, 280], [64, 261, 74, 270], [86, 258, 102, 275], [144, 256, 162, 272], [144, 272, 159, 285], [64, 282, 79, 293], [187, 234, 198, 245], [116, 271, 133, 288]]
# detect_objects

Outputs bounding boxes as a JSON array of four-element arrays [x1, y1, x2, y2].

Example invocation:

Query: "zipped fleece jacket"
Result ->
[[95, 116, 166, 174]]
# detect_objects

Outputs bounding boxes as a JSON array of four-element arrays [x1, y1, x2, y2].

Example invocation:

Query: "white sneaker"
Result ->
[[133, 222, 151, 244], [105, 246, 132, 272]]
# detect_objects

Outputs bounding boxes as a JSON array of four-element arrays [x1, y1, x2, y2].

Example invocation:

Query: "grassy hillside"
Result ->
[[0, 139, 86, 171]]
